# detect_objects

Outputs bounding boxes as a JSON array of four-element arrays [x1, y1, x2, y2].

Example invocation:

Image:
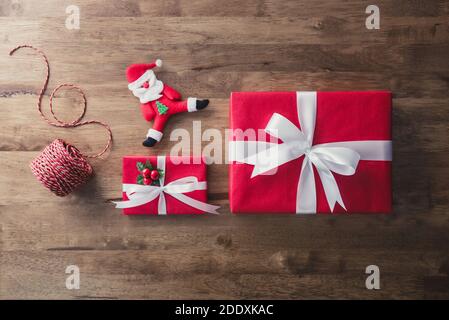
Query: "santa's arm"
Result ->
[[162, 84, 182, 101]]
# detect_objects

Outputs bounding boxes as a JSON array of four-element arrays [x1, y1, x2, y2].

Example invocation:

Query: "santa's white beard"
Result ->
[[129, 70, 164, 103], [132, 81, 164, 103]]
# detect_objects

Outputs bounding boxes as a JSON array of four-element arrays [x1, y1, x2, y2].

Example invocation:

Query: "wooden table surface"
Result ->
[[1, 0, 449, 299]]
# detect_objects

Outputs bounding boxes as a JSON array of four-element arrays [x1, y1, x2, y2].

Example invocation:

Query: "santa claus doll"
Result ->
[[126, 59, 209, 147]]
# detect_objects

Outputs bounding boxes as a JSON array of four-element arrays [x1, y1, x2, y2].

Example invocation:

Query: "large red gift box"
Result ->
[[229, 91, 392, 214], [116, 156, 218, 215]]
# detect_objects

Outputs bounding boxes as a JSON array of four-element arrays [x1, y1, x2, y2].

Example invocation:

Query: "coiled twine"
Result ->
[[10, 45, 112, 196], [30, 139, 94, 196]]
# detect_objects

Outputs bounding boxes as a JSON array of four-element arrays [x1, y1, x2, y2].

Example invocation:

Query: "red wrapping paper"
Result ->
[[229, 91, 392, 214], [121, 156, 208, 215]]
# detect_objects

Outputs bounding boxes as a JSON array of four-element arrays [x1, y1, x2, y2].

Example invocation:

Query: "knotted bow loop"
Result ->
[[265, 113, 306, 143], [246, 113, 310, 177], [310, 146, 360, 176], [118, 184, 162, 209], [250, 112, 362, 179], [163, 176, 206, 194]]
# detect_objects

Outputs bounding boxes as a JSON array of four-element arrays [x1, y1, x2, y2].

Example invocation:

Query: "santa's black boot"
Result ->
[[142, 137, 158, 147], [196, 99, 209, 110]]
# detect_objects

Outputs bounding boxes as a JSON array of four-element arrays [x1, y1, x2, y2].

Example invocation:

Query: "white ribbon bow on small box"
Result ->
[[114, 156, 220, 214], [229, 91, 392, 213]]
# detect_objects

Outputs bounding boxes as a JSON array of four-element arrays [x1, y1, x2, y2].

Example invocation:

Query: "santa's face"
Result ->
[[128, 70, 164, 103]]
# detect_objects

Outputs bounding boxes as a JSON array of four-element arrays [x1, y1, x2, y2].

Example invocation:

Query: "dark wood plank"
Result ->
[[1, 0, 448, 18]]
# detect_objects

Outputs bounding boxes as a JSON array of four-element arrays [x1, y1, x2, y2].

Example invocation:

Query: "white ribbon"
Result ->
[[114, 157, 220, 214], [229, 91, 392, 213]]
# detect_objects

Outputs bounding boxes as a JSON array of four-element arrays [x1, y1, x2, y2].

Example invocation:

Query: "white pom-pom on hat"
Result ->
[[155, 59, 162, 67]]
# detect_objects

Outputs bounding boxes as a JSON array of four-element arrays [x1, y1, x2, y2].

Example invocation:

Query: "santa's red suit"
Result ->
[[126, 59, 209, 147]]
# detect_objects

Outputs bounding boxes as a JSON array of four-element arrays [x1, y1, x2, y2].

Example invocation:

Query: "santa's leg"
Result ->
[[188, 97, 209, 112], [143, 115, 169, 147], [171, 98, 209, 114]]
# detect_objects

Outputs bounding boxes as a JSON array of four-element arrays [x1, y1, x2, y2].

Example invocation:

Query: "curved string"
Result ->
[[9, 45, 112, 158]]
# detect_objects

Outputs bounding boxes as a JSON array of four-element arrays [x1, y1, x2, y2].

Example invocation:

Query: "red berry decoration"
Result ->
[[142, 168, 151, 177], [150, 170, 159, 180], [143, 177, 151, 185], [143, 81, 149, 88]]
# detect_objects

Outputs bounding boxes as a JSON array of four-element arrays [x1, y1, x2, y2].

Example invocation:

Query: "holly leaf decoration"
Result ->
[[151, 180, 161, 187], [137, 174, 144, 185], [157, 169, 164, 178], [136, 162, 145, 171], [156, 101, 169, 115], [137, 160, 153, 172], [145, 160, 153, 170]]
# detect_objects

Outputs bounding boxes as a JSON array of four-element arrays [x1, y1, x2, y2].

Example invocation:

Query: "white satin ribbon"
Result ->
[[229, 91, 392, 213], [114, 157, 220, 214]]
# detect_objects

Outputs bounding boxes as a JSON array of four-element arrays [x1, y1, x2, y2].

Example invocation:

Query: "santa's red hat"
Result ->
[[126, 59, 162, 83]]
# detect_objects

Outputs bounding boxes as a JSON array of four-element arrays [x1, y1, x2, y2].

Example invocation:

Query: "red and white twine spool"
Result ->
[[30, 139, 93, 196], [9, 45, 113, 196]]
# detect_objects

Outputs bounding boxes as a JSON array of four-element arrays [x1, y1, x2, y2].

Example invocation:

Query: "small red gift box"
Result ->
[[229, 91, 392, 214], [115, 156, 219, 215]]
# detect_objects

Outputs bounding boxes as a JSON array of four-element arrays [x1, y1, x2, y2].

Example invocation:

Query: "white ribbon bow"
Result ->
[[229, 91, 392, 213], [114, 157, 220, 214]]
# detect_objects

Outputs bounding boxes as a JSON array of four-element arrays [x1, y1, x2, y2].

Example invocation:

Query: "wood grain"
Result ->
[[1, 0, 449, 299]]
